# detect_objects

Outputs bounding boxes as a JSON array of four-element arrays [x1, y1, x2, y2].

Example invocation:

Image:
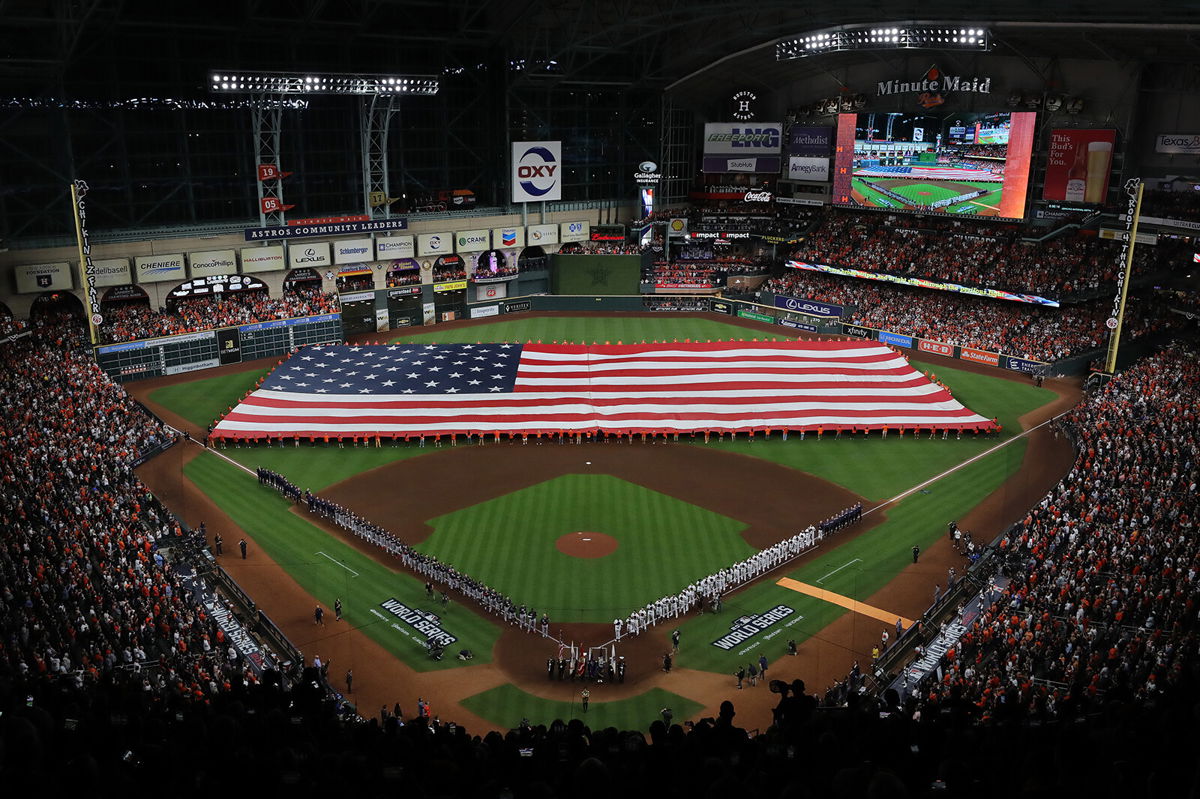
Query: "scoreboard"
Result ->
[[95, 313, 343, 382]]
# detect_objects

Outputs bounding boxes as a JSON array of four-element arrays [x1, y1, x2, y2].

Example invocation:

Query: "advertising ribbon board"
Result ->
[[878, 330, 914, 348], [737, 309, 774, 323], [772, 294, 843, 317], [960, 347, 1000, 366], [244, 218, 408, 241], [842, 323, 872, 339], [918, 339, 956, 357]]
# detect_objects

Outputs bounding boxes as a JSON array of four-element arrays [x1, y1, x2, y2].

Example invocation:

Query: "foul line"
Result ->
[[863, 410, 1070, 519], [777, 577, 913, 628], [316, 550, 359, 577], [816, 558, 862, 584]]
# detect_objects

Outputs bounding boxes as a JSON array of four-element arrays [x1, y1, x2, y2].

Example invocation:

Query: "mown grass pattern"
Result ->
[[420, 474, 754, 623]]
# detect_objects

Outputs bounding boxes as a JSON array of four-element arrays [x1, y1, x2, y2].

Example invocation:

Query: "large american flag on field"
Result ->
[[210, 340, 994, 440]]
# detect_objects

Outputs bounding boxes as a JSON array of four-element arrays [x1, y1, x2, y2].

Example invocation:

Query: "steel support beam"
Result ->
[[360, 94, 399, 219], [252, 97, 285, 227]]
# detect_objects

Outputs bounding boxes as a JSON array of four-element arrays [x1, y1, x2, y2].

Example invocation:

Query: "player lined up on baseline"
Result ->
[[613, 503, 863, 640]]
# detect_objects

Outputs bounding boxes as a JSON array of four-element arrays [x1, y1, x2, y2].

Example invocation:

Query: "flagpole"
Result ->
[[1104, 180, 1144, 374]]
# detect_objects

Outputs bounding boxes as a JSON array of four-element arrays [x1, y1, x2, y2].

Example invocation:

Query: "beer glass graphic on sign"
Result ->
[[1084, 141, 1113, 203]]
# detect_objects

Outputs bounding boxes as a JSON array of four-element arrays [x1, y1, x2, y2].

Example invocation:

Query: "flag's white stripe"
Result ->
[[517, 357, 912, 373], [242, 382, 949, 404], [518, 348, 903, 365], [224, 398, 978, 419], [214, 413, 989, 433], [516, 373, 930, 387]]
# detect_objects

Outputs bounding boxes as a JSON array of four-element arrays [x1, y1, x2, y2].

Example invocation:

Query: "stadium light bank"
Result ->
[[209, 71, 439, 96], [776, 25, 991, 60]]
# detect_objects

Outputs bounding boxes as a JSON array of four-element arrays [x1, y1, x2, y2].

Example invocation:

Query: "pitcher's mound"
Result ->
[[556, 531, 618, 559]]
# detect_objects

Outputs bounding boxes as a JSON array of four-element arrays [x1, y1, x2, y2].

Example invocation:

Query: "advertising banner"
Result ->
[[332, 238, 374, 264], [702, 156, 782, 174], [918, 339, 957, 357], [240, 246, 286, 274], [703, 122, 783, 155], [288, 242, 332, 269], [491, 226, 525, 250], [787, 260, 1059, 307], [772, 294, 843, 317], [476, 283, 508, 301], [960, 346, 1000, 366], [244, 217, 407, 242], [454, 229, 490, 253], [779, 318, 818, 332], [134, 253, 186, 284], [668, 218, 688, 237], [737, 309, 774, 323], [417, 232, 453, 257], [434, 280, 468, 293], [512, 140, 562, 203], [375, 234, 415, 258], [788, 126, 834, 156], [526, 224, 558, 246], [1099, 227, 1158, 245], [1044, 129, 1117, 203], [14, 262, 72, 293], [386, 285, 421, 298], [470, 304, 500, 319], [711, 299, 733, 315], [505, 299, 533, 313], [787, 156, 830, 181], [878, 330, 914, 348], [188, 249, 238, 277], [1001, 354, 1046, 373], [843, 322, 872, 339], [560, 220, 590, 243], [92, 258, 132, 287], [1155, 133, 1200, 155]]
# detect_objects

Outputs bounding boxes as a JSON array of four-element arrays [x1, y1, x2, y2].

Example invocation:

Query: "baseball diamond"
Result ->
[[129, 311, 1070, 732]]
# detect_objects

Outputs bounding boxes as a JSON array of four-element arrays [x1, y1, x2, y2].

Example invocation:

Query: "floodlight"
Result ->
[[209, 70, 439, 96], [778, 23, 990, 60]]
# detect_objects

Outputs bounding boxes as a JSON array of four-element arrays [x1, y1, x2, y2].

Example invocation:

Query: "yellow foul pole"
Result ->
[[1104, 179, 1144, 374], [70, 180, 100, 347]]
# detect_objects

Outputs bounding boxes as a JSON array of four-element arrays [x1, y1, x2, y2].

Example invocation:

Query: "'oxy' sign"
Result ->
[[512, 141, 563, 203]]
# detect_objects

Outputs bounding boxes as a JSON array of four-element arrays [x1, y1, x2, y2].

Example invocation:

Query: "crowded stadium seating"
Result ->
[[765, 270, 1184, 361], [97, 287, 339, 344], [787, 209, 1185, 298]]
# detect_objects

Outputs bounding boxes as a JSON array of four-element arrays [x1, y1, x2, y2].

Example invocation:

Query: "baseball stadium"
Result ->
[[2, 3, 1199, 795]]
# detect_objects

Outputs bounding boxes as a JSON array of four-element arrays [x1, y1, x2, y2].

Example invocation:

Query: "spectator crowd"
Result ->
[[902, 342, 1199, 724], [765, 269, 1185, 362], [98, 287, 339, 344]]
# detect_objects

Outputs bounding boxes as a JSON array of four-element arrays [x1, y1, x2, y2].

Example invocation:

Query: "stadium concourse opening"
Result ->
[[207, 338, 999, 443]]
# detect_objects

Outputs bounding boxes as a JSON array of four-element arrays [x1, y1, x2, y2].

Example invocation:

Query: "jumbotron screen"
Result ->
[[832, 111, 1036, 220]]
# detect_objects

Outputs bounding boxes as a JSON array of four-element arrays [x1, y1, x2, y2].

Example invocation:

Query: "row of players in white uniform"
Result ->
[[613, 502, 864, 641]]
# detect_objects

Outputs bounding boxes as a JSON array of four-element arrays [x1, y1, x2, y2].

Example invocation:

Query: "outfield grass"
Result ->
[[675, 426, 1025, 675], [698, 358, 1055, 500], [149, 367, 272, 429], [420, 474, 755, 623], [460, 684, 704, 732], [184, 451, 502, 671], [389, 316, 792, 346]]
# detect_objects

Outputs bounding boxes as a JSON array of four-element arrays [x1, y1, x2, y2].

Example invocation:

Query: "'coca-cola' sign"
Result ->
[[743, 190, 774, 203]]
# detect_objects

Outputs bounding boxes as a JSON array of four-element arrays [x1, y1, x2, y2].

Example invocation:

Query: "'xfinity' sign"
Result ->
[[772, 295, 843, 318], [512, 141, 562, 202]]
